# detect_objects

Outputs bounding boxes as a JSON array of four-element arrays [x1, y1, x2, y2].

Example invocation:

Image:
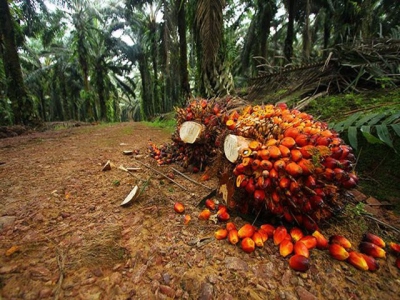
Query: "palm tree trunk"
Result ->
[[284, 0, 295, 62], [0, 0, 38, 125], [177, 0, 190, 101], [302, 0, 311, 61]]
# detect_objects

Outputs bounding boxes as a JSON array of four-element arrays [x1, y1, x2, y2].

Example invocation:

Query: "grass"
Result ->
[[142, 118, 176, 133]]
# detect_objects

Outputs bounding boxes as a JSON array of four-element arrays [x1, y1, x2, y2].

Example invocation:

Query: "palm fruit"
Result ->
[[183, 215, 191, 225], [389, 242, 400, 254], [198, 209, 211, 220], [228, 229, 239, 245], [226, 222, 237, 231], [260, 224, 275, 238], [252, 232, 264, 247], [294, 241, 310, 258], [329, 244, 350, 261], [289, 255, 310, 272], [360, 254, 380, 272], [257, 229, 269, 243], [238, 223, 256, 239], [329, 235, 352, 250], [347, 251, 368, 271], [290, 227, 304, 242], [273, 226, 288, 245], [298, 236, 317, 250], [312, 231, 329, 250], [280, 239, 294, 257], [215, 229, 228, 240], [174, 202, 185, 214], [359, 242, 386, 258], [241, 237, 256, 253], [205, 199, 216, 211], [362, 233, 386, 248]]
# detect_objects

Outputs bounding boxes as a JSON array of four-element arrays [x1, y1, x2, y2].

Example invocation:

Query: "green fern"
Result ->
[[330, 110, 400, 151]]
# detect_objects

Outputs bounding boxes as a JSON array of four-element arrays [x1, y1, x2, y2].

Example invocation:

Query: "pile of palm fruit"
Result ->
[[149, 97, 359, 229]]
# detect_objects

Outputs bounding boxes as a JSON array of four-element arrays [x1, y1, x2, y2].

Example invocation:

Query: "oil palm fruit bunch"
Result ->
[[225, 103, 359, 229], [148, 97, 231, 171]]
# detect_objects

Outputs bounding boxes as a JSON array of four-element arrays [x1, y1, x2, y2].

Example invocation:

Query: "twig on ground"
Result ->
[[171, 167, 213, 190], [54, 248, 66, 300], [361, 213, 400, 235]]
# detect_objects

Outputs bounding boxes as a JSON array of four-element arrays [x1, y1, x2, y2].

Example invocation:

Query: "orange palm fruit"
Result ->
[[260, 160, 273, 170], [217, 211, 230, 222], [268, 145, 281, 159], [252, 232, 264, 247], [362, 233, 386, 248], [280, 137, 296, 149], [289, 255, 310, 272], [274, 159, 286, 171], [299, 236, 317, 250], [290, 149, 303, 162], [215, 228, 228, 240], [198, 209, 211, 220], [260, 224, 275, 237], [183, 215, 191, 225], [249, 140, 261, 151], [228, 229, 239, 245], [285, 162, 303, 177], [278, 145, 291, 157], [360, 254, 380, 272], [300, 145, 315, 159], [242, 157, 253, 167], [294, 241, 310, 258], [330, 235, 352, 249], [257, 229, 269, 242], [251, 159, 261, 170], [174, 202, 185, 214], [359, 242, 386, 258], [226, 222, 237, 231], [297, 159, 315, 175], [312, 231, 328, 250], [273, 226, 288, 245], [236, 174, 247, 188], [280, 239, 294, 257], [347, 251, 368, 271], [279, 177, 291, 189], [329, 244, 349, 261], [290, 227, 304, 242], [226, 119, 236, 130], [269, 168, 279, 180], [238, 223, 256, 239], [241, 237, 256, 253], [389, 242, 400, 253], [254, 189, 266, 202], [259, 149, 270, 160], [205, 199, 216, 210], [295, 134, 310, 147], [284, 127, 300, 139]]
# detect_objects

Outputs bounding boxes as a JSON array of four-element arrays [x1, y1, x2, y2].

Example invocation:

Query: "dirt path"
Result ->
[[0, 122, 399, 300]]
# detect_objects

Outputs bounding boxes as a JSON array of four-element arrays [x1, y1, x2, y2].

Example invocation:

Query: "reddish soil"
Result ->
[[0, 122, 399, 299]]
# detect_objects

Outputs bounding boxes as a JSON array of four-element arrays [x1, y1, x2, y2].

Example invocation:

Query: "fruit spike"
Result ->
[[347, 251, 368, 271], [362, 232, 386, 248], [238, 223, 256, 239], [329, 244, 350, 261], [359, 242, 386, 259], [329, 235, 352, 250], [289, 255, 310, 272]]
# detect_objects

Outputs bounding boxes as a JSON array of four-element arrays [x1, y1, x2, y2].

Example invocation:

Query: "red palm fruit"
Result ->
[[294, 241, 310, 258], [310, 195, 324, 209], [259, 149, 270, 160], [274, 159, 286, 171], [283, 209, 294, 223], [342, 177, 357, 189], [347, 251, 368, 271], [316, 136, 331, 146], [279, 145, 291, 157], [236, 174, 247, 188], [324, 168, 335, 181], [198, 209, 211, 220], [174, 202, 185, 214], [251, 159, 261, 170], [226, 119, 236, 130], [299, 236, 317, 250], [330, 235, 352, 249], [217, 204, 227, 214], [260, 224, 275, 237], [252, 232, 264, 247], [205, 199, 216, 210], [323, 157, 339, 169], [290, 181, 300, 194], [297, 159, 314, 175], [280, 239, 294, 257], [305, 175, 316, 188], [183, 215, 191, 225], [256, 176, 266, 189], [312, 231, 328, 249], [238, 223, 256, 239], [215, 228, 228, 240], [217, 211, 230, 222], [269, 168, 279, 180], [389, 242, 400, 253], [289, 255, 310, 272], [295, 134, 310, 147], [301, 201, 312, 213], [276, 102, 288, 110], [226, 222, 236, 231], [330, 146, 343, 159], [362, 233, 386, 248], [359, 242, 386, 258], [271, 191, 280, 203], [233, 163, 246, 176], [245, 178, 256, 194], [257, 229, 269, 242], [260, 160, 273, 170], [284, 127, 301, 139], [273, 226, 288, 245], [290, 227, 304, 242], [285, 162, 303, 177], [281, 137, 296, 149], [228, 229, 239, 245], [329, 244, 350, 261], [290, 149, 303, 162], [242, 157, 253, 167], [300, 145, 315, 159], [268, 145, 282, 159], [279, 177, 291, 189], [339, 145, 351, 159], [334, 168, 346, 181], [361, 254, 380, 272], [396, 257, 400, 269], [254, 189, 266, 203], [241, 237, 256, 253]]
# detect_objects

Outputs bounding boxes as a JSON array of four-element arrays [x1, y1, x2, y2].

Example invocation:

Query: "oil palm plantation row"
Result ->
[[0, 0, 399, 125]]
